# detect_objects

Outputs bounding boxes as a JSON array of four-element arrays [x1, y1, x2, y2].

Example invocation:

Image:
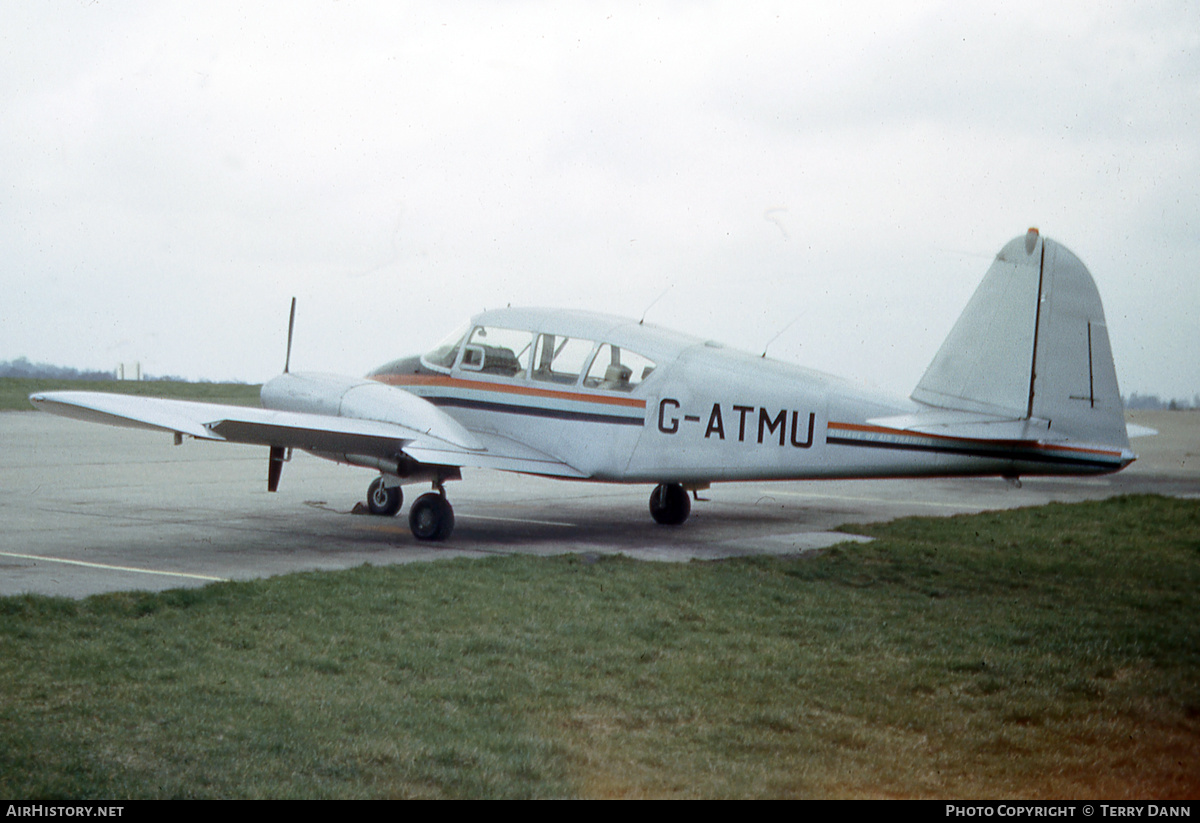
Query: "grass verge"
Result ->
[[0, 378, 261, 411], [1, 495, 1197, 798]]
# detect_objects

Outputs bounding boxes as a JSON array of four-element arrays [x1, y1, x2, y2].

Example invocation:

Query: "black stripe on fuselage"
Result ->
[[427, 396, 646, 426], [825, 435, 1122, 472]]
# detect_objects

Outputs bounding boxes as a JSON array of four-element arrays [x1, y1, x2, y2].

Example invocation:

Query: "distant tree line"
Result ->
[[0, 357, 116, 381], [0, 357, 212, 383], [1124, 392, 1199, 411]]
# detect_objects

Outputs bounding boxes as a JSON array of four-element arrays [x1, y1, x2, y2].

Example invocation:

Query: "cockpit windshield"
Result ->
[[422, 323, 469, 370], [461, 326, 534, 377], [422, 318, 656, 391]]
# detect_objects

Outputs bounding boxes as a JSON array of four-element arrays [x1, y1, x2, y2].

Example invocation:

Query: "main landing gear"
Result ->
[[409, 492, 455, 541], [649, 483, 691, 526], [369, 477, 690, 537], [364, 477, 455, 541]]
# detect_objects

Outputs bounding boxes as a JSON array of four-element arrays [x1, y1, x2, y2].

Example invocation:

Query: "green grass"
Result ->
[[0, 377, 262, 410], [1, 495, 1197, 798]]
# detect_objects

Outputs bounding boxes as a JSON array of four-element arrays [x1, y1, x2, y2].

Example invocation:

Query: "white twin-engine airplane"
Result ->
[[31, 229, 1136, 542]]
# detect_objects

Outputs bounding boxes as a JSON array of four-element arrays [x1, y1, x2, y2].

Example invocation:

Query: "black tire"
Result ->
[[649, 483, 691, 525], [367, 477, 402, 517], [409, 493, 455, 541]]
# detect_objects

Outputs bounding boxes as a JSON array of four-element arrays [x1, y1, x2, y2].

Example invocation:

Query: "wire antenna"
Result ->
[[761, 311, 805, 358], [639, 284, 673, 325]]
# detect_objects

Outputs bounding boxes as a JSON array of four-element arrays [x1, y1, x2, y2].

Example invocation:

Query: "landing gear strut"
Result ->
[[366, 477, 402, 517], [409, 492, 455, 541], [649, 483, 690, 525]]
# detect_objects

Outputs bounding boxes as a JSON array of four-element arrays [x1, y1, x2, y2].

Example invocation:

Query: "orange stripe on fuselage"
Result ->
[[827, 421, 1124, 458], [373, 373, 647, 408]]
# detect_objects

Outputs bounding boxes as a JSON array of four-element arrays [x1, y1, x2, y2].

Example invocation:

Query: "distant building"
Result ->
[[117, 362, 142, 381]]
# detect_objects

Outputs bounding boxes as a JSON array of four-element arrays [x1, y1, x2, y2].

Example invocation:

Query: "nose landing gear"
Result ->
[[366, 477, 402, 517]]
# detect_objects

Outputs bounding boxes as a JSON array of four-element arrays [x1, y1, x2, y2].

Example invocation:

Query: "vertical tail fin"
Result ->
[[912, 229, 1128, 448]]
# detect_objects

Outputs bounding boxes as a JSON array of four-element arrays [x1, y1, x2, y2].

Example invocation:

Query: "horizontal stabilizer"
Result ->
[[860, 409, 1135, 473], [869, 410, 1038, 441]]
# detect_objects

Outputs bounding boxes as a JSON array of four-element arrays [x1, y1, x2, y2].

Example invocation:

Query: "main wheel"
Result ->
[[409, 493, 455, 541], [367, 477, 402, 516], [649, 483, 691, 525]]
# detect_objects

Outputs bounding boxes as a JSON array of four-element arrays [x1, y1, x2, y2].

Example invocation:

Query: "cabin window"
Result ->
[[532, 334, 597, 385], [459, 326, 534, 377], [583, 343, 656, 391]]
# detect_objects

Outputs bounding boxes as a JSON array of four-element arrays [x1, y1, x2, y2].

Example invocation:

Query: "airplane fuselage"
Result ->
[[355, 307, 1130, 487]]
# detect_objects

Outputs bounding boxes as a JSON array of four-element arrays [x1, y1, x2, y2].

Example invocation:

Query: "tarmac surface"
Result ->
[[1, 410, 1196, 598]]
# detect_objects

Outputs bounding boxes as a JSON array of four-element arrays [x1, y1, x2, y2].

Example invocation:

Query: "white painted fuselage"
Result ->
[[361, 304, 1131, 488]]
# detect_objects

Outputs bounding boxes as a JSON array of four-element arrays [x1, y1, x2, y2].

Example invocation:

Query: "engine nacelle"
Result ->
[[261, 372, 482, 451]]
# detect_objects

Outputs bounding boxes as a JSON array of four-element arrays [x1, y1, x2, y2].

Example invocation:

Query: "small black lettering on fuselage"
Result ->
[[658, 399, 814, 448]]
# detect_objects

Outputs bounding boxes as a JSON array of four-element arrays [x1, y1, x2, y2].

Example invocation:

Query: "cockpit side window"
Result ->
[[459, 326, 534, 378], [583, 343, 656, 392], [532, 334, 597, 385]]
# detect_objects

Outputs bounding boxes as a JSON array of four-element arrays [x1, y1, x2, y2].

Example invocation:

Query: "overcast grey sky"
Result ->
[[2, 1, 1197, 400]]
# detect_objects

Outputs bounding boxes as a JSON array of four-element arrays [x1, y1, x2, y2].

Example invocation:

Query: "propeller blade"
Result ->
[[284, 297, 296, 374], [267, 445, 285, 492]]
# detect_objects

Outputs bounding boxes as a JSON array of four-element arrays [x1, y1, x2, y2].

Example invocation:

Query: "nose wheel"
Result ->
[[649, 483, 690, 525], [366, 477, 402, 517], [409, 492, 455, 541]]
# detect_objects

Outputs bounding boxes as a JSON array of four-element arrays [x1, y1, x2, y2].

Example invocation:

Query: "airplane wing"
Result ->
[[29, 390, 419, 453], [29, 390, 586, 478]]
